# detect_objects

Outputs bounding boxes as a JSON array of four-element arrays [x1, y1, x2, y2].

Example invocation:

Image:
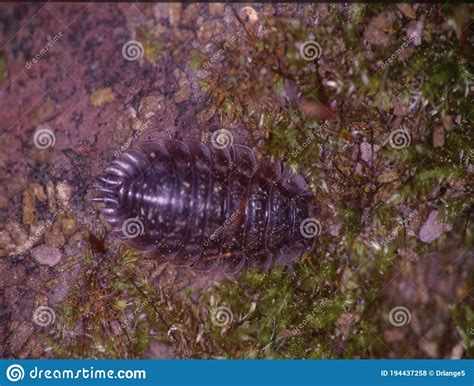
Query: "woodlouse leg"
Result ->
[[222, 254, 246, 274], [275, 245, 305, 267], [96, 176, 122, 186], [191, 252, 236, 272]]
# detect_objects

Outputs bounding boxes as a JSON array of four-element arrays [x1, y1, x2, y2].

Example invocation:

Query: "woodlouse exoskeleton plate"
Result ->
[[92, 139, 318, 273]]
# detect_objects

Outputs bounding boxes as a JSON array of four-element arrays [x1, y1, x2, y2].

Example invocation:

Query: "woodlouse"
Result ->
[[92, 139, 318, 273]]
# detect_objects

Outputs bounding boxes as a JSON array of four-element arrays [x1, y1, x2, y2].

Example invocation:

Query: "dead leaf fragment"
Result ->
[[377, 170, 399, 183], [296, 98, 336, 120], [419, 210, 448, 243], [432, 125, 445, 148], [397, 4, 416, 19], [90, 87, 115, 107], [364, 11, 395, 48]]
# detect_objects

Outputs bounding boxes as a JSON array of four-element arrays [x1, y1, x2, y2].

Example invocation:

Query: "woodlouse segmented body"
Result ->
[[93, 139, 316, 272]]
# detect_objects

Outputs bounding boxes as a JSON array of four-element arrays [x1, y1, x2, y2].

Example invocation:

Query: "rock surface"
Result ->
[[31, 245, 62, 267]]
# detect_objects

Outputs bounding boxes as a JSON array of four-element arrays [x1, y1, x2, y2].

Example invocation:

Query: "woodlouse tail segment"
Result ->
[[92, 150, 149, 241]]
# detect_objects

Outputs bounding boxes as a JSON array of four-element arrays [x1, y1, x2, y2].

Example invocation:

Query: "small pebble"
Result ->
[[419, 210, 448, 243], [90, 87, 115, 107], [240, 6, 258, 23], [31, 183, 47, 201], [208, 3, 225, 17], [46, 181, 57, 212], [61, 217, 76, 237], [173, 69, 192, 103], [139, 95, 165, 118], [196, 19, 224, 43], [360, 141, 380, 163], [182, 3, 200, 25], [31, 245, 62, 267], [56, 182, 73, 208], [169, 3, 182, 27], [44, 222, 66, 248], [7, 220, 28, 247], [22, 188, 36, 225]]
